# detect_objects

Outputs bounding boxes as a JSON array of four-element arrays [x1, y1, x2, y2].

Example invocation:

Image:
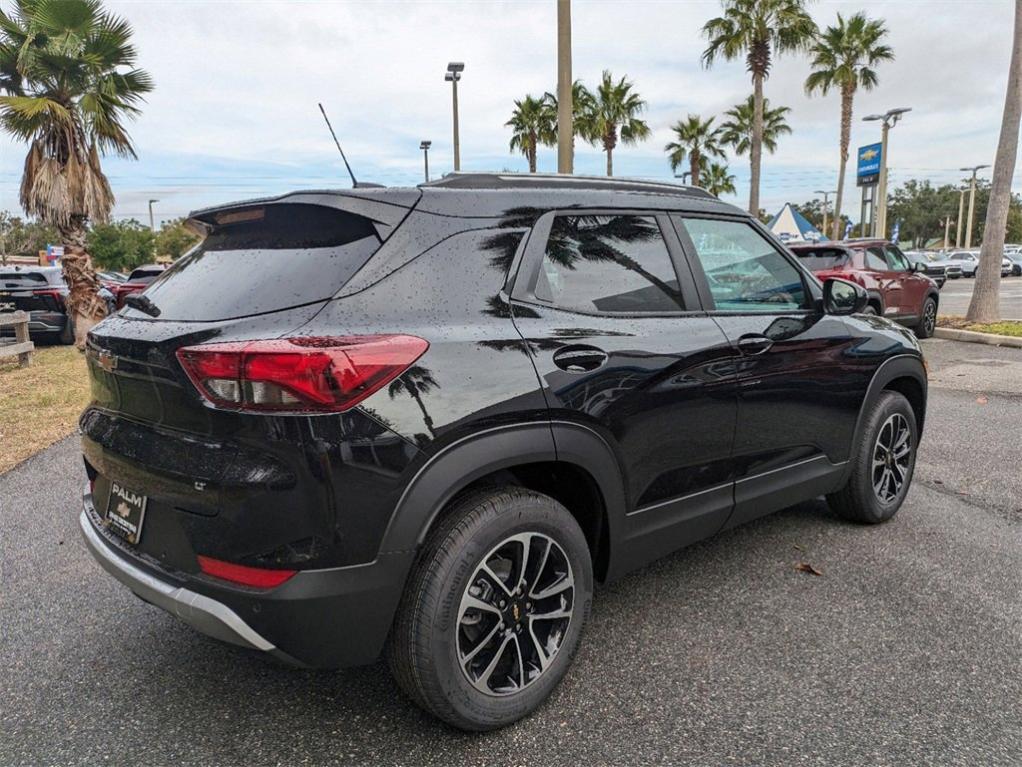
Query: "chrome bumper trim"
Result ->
[[79, 507, 274, 652]]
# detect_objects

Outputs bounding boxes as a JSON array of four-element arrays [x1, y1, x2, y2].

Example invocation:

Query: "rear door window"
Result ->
[[135, 203, 382, 321], [791, 247, 849, 271], [677, 217, 808, 312], [534, 214, 685, 313]]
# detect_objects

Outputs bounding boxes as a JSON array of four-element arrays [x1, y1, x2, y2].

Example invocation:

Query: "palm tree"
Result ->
[[805, 12, 894, 239], [506, 95, 555, 173], [388, 366, 439, 437], [720, 95, 792, 158], [583, 70, 650, 176], [704, 163, 737, 197], [967, 0, 1022, 323], [0, 0, 153, 345], [664, 114, 726, 187], [702, 0, 817, 214], [543, 79, 596, 149]]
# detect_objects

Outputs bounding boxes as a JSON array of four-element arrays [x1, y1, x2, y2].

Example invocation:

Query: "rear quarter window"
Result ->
[[134, 203, 381, 321]]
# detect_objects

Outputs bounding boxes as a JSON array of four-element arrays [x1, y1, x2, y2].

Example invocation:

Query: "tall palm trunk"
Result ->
[[833, 84, 854, 240], [528, 132, 538, 173], [690, 151, 701, 187], [58, 218, 107, 348], [749, 70, 765, 215], [967, 0, 1022, 322]]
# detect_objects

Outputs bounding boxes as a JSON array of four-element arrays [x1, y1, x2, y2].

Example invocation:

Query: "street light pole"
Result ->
[[674, 171, 692, 184], [814, 189, 837, 237], [863, 107, 911, 238], [148, 199, 159, 231], [556, 0, 573, 174], [944, 215, 952, 250], [961, 164, 990, 249], [956, 187, 966, 248], [445, 62, 464, 172], [419, 141, 431, 183]]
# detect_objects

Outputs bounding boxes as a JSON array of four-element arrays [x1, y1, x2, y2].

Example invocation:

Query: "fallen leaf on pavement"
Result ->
[[976, 396, 988, 405], [795, 562, 823, 576]]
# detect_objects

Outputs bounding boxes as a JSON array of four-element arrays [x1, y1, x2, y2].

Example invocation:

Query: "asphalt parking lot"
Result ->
[[937, 274, 1022, 318], [2, 338, 1021, 766]]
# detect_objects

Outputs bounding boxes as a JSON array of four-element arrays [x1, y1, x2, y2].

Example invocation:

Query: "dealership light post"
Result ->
[[863, 107, 911, 237], [814, 189, 837, 237], [148, 199, 159, 231], [674, 171, 692, 184], [956, 187, 966, 248], [961, 164, 990, 249], [419, 141, 431, 182], [445, 62, 464, 172]]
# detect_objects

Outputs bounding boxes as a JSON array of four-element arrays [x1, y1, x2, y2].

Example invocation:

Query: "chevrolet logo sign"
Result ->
[[860, 148, 879, 161], [96, 350, 117, 372]]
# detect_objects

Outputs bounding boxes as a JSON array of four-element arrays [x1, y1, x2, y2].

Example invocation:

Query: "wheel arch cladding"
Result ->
[[851, 354, 927, 455], [379, 422, 626, 583]]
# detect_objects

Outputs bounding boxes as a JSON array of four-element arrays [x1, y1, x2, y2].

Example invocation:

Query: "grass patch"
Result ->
[[0, 345, 90, 474], [938, 316, 1022, 337]]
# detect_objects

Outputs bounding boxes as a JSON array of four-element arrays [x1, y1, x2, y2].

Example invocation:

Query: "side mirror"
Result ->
[[822, 277, 868, 316]]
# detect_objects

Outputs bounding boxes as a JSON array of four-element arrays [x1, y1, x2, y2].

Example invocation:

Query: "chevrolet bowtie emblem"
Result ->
[[96, 350, 117, 372]]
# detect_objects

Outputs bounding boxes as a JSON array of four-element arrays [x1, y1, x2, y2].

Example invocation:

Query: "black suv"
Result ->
[[80, 173, 927, 730], [0, 265, 75, 343]]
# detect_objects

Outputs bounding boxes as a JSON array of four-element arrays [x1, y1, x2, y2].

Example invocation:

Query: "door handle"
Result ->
[[552, 345, 609, 373], [736, 335, 773, 356]]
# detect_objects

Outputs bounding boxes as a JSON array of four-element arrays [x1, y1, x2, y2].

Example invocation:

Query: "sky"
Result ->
[[0, 0, 1016, 226]]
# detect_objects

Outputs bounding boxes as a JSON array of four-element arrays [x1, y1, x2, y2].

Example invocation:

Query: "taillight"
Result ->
[[33, 288, 65, 308], [176, 335, 429, 414], [197, 555, 296, 588]]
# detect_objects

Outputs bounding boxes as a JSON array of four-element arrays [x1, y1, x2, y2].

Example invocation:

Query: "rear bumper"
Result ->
[[0, 310, 66, 335], [80, 489, 416, 668]]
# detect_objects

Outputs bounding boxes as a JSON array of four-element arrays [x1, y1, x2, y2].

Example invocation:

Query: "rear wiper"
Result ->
[[124, 294, 161, 317]]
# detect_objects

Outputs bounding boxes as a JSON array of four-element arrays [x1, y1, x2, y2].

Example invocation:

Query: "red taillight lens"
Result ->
[[33, 287, 66, 308], [196, 555, 296, 589], [176, 335, 429, 414]]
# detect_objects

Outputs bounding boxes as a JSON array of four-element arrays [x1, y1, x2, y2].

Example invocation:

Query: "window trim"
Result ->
[[510, 209, 704, 318], [670, 213, 820, 316]]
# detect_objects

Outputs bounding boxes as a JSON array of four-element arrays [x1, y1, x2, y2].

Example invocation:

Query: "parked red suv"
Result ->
[[788, 239, 939, 338]]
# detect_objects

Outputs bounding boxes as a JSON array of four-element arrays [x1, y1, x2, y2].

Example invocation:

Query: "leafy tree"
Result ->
[[0, 0, 153, 344], [581, 70, 650, 176], [155, 218, 200, 260], [87, 219, 155, 272], [664, 114, 726, 187], [805, 12, 894, 239], [794, 198, 854, 238], [506, 95, 555, 173], [704, 163, 737, 197], [720, 95, 792, 157], [702, 0, 817, 214], [0, 211, 58, 263]]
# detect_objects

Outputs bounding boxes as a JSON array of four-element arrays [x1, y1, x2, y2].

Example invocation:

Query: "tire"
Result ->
[[827, 391, 917, 524], [387, 486, 593, 731], [915, 296, 937, 339], [861, 304, 879, 316], [58, 315, 75, 345]]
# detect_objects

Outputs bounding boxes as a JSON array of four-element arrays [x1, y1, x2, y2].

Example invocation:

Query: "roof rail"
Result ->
[[422, 172, 716, 198]]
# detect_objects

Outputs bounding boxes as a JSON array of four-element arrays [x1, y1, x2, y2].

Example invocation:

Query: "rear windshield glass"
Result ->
[[135, 203, 380, 321], [791, 248, 849, 271], [128, 268, 163, 281], [1, 271, 50, 286]]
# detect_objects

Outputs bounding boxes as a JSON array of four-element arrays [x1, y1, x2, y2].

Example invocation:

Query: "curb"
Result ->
[[934, 327, 1022, 348]]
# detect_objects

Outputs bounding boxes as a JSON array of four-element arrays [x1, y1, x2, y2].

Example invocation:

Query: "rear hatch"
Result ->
[[0, 270, 65, 313], [82, 191, 420, 573]]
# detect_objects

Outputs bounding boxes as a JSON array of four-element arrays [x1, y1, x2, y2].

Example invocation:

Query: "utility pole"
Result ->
[[148, 199, 159, 231], [863, 108, 911, 238], [556, 0, 573, 174], [419, 141, 431, 182], [956, 187, 966, 248], [944, 215, 952, 249], [445, 62, 464, 172], [814, 189, 837, 237], [962, 164, 990, 249]]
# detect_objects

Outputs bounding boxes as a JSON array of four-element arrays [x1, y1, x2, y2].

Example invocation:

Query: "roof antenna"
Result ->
[[318, 102, 358, 188]]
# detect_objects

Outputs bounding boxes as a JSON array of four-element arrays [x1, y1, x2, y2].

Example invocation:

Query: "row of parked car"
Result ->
[[0, 263, 165, 343]]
